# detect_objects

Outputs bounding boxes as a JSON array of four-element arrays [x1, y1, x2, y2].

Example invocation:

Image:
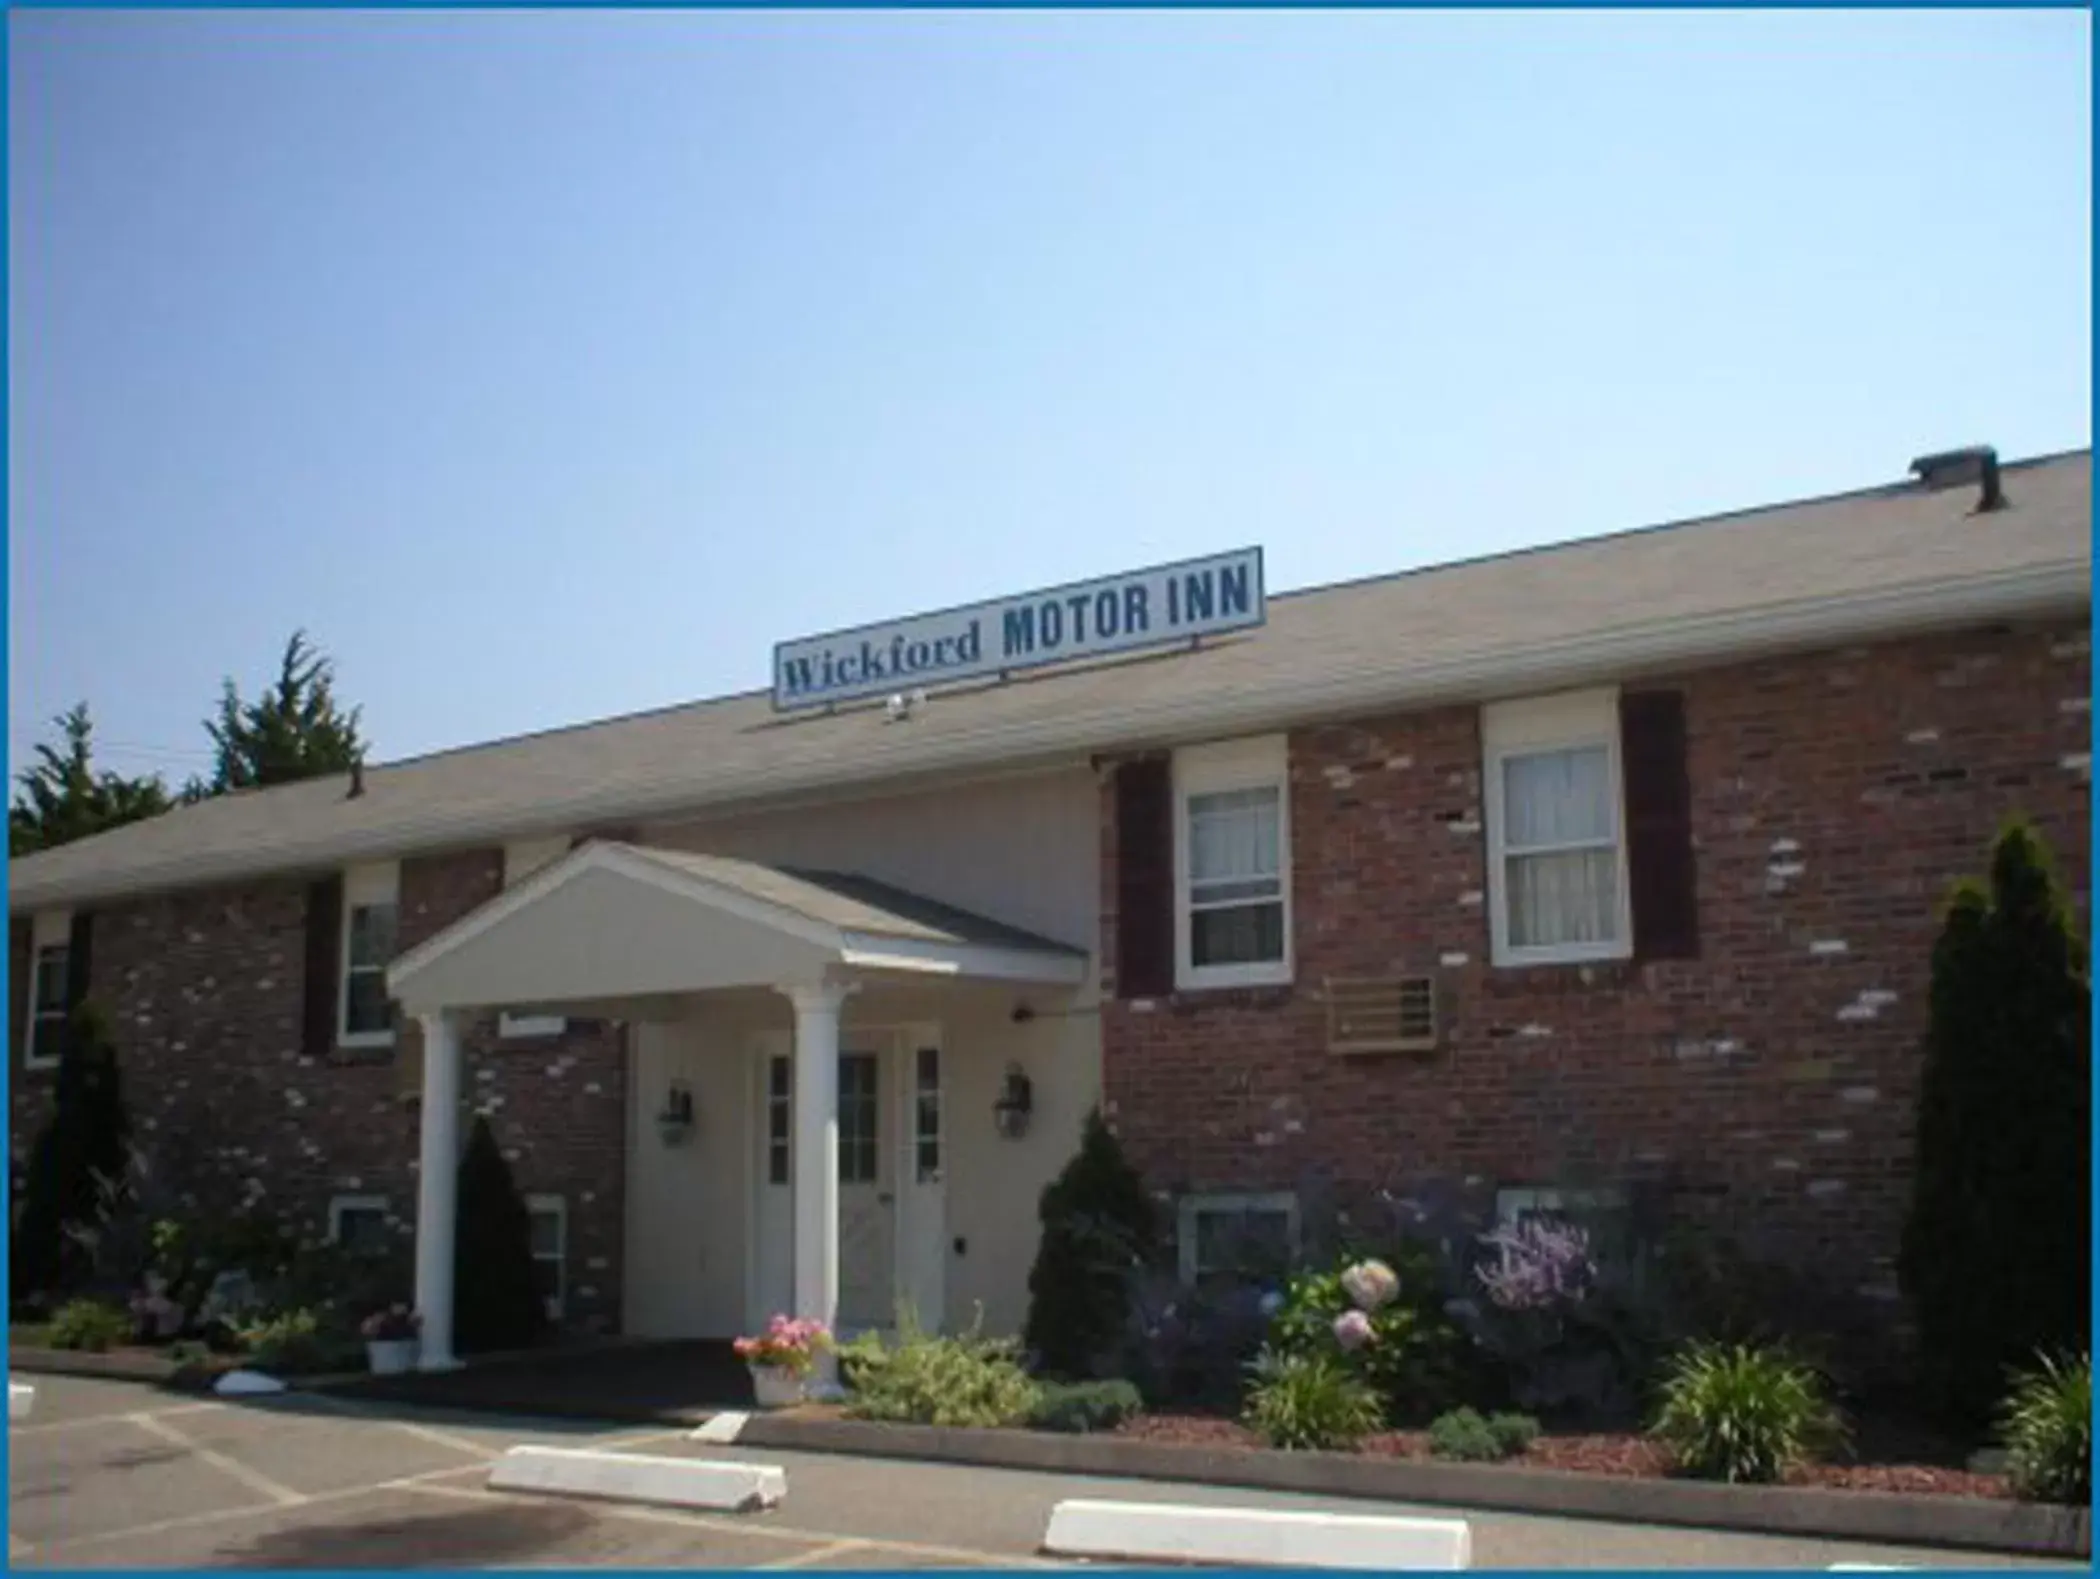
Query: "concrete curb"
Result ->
[[732, 1414, 2091, 1560], [489, 1445, 785, 1512], [1043, 1498, 1472, 1569]]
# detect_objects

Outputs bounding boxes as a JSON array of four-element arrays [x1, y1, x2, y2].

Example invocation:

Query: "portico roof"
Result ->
[[386, 840, 1088, 1014]]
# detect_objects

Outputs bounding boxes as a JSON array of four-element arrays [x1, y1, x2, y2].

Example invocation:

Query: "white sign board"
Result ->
[[772, 547, 1265, 712]]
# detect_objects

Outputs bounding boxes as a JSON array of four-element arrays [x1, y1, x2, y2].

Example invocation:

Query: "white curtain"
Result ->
[[1503, 747, 1617, 946], [1190, 787, 1281, 902]]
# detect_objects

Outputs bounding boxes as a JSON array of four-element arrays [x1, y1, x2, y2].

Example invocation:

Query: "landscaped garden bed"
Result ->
[[1110, 1412, 2010, 1499]]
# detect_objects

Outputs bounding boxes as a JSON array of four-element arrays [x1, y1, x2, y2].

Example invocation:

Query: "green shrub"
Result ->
[[841, 1309, 1041, 1428], [453, 1116, 543, 1355], [1023, 1110, 1157, 1379], [237, 1306, 357, 1375], [47, 1298, 132, 1353], [1028, 1379, 1143, 1434], [12, 1003, 133, 1302], [1428, 1407, 1502, 1462], [1426, 1407, 1540, 1462], [1487, 1410, 1541, 1455], [1241, 1348, 1383, 1452], [1650, 1341, 1844, 1484], [1998, 1351, 2091, 1504], [1899, 821, 2090, 1425]]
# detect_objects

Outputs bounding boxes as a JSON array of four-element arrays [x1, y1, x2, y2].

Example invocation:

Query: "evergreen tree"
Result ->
[[1898, 819, 2091, 1425], [9, 704, 173, 856], [1023, 1108, 1158, 1378], [204, 630, 366, 793], [451, 1116, 544, 1354], [11, 1002, 133, 1303]]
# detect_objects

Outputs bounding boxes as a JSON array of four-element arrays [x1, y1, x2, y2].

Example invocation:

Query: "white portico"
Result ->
[[386, 840, 1087, 1372]]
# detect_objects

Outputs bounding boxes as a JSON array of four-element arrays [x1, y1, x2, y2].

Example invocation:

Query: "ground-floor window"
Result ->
[[1177, 1190, 1299, 1288], [527, 1194, 567, 1321], [328, 1195, 391, 1255]]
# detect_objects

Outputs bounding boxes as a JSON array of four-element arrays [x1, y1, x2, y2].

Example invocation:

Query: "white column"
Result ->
[[783, 981, 851, 1365], [413, 1009, 464, 1372]]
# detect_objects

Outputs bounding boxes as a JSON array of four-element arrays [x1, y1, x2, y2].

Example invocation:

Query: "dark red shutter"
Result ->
[[9, 919, 30, 1074], [1621, 689, 1698, 961], [1114, 758, 1176, 999], [60, 912, 96, 1066], [302, 875, 344, 1059]]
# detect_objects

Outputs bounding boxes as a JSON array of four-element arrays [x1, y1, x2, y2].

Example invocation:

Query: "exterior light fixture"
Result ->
[[993, 1064, 1034, 1140], [657, 1081, 696, 1147]]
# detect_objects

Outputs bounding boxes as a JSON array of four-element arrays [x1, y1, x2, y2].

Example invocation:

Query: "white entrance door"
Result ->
[[834, 1048, 895, 1331], [747, 1037, 902, 1337]]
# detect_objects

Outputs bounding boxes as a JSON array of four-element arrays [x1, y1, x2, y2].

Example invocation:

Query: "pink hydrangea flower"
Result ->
[[1340, 1259, 1399, 1312], [1333, 1309, 1375, 1351]]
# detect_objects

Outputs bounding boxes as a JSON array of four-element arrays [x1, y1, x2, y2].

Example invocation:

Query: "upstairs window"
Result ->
[[1174, 737, 1293, 990], [23, 911, 71, 1072], [340, 863, 400, 1047], [1483, 691, 1632, 967]]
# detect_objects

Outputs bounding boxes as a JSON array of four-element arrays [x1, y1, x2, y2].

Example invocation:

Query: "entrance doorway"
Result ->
[[748, 1026, 945, 1338]]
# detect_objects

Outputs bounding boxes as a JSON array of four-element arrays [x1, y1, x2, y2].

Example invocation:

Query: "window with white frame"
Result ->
[[1175, 737, 1292, 989], [23, 911, 72, 1072], [527, 1194, 567, 1320], [1482, 690, 1632, 967], [340, 863, 400, 1046], [766, 1054, 791, 1186], [498, 838, 570, 1039], [1177, 1191, 1299, 1288], [328, 1194, 392, 1255]]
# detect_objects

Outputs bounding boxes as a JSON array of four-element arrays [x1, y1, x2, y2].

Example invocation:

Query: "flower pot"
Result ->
[[748, 1363, 804, 1409], [367, 1337, 420, 1376]]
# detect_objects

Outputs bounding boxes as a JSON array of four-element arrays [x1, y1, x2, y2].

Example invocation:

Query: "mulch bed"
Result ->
[[1112, 1413, 2012, 1499]]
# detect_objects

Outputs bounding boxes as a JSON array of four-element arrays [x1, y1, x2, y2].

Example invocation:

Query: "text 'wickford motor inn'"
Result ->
[[773, 548, 1264, 710], [7, 446, 2089, 1375]]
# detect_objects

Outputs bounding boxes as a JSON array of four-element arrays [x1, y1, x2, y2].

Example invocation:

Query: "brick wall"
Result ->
[[1099, 619, 2092, 1323], [10, 848, 631, 1333]]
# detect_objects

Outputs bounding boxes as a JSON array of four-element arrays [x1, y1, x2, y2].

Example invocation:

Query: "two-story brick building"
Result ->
[[9, 444, 2089, 1372]]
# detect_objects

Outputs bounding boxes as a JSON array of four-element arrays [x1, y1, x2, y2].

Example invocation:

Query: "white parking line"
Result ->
[[130, 1411, 309, 1507], [291, 1389, 504, 1460], [758, 1536, 873, 1568], [10, 1398, 225, 1437], [27, 1462, 490, 1556], [405, 1480, 1066, 1568]]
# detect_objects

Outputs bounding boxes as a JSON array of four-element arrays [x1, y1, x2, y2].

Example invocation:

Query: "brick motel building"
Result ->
[[8, 445, 2090, 1372]]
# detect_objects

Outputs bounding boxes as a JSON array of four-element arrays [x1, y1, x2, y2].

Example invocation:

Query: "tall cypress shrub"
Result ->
[[1023, 1109, 1157, 1378], [1898, 819, 2091, 1425], [11, 1002, 132, 1303], [451, 1116, 544, 1354]]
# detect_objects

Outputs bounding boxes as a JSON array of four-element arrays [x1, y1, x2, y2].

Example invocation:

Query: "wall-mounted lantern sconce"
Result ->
[[993, 1063, 1034, 1140], [657, 1080, 696, 1148]]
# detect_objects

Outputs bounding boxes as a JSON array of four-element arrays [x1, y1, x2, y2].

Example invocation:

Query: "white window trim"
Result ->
[[499, 839, 570, 1039], [1494, 1185, 1626, 1225], [527, 1193, 567, 1321], [1172, 736, 1294, 992], [339, 862, 401, 1050], [1481, 688, 1634, 969], [1176, 1189, 1300, 1286], [328, 1193, 391, 1247], [23, 909, 72, 1072]]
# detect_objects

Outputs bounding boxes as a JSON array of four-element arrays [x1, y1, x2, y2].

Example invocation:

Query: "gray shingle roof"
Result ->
[[12, 449, 2090, 913], [620, 846, 1084, 956]]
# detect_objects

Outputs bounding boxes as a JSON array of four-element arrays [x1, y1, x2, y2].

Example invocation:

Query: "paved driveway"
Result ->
[[8, 1374, 2081, 1570]]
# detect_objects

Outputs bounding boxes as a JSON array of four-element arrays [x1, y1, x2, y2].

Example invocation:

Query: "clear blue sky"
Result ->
[[10, 9, 2091, 788]]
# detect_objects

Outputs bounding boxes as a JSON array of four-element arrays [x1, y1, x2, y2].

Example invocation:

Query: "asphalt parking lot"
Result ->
[[7, 1373, 2081, 1570]]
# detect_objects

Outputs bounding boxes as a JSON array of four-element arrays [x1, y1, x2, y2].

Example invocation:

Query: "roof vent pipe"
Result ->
[[1909, 445, 2005, 512]]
